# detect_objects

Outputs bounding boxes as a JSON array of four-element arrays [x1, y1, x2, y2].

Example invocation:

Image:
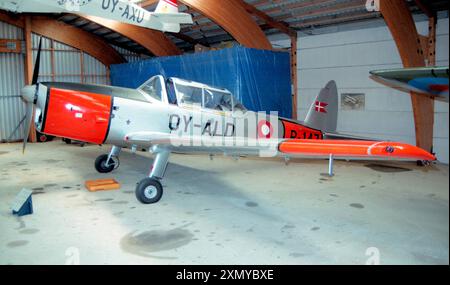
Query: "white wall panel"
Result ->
[[272, 17, 449, 163]]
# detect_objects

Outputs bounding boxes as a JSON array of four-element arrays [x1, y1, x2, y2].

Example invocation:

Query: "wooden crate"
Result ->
[[85, 178, 120, 192]]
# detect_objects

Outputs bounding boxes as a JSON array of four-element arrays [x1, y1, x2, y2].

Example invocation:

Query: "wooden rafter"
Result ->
[[414, 0, 435, 18], [237, 0, 297, 36], [81, 15, 182, 56], [167, 32, 210, 47]]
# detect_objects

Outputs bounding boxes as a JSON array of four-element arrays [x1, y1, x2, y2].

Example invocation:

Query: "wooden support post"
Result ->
[[290, 33, 298, 119], [24, 16, 37, 143], [50, 39, 55, 82], [379, 0, 435, 152], [24, 16, 33, 85], [80, 49, 85, 84], [426, 17, 437, 66]]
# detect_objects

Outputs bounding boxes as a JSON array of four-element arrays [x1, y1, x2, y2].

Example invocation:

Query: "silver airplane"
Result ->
[[19, 41, 436, 204]]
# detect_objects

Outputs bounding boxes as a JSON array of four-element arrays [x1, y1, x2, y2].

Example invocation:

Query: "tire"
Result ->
[[95, 154, 115, 173], [36, 132, 54, 142], [63, 138, 72, 144], [135, 178, 163, 204], [417, 160, 431, 167]]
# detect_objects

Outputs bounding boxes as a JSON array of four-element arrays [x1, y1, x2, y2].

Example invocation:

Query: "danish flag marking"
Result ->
[[315, 101, 328, 113]]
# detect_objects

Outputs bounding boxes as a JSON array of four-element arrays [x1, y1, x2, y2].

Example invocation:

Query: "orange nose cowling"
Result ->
[[42, 88, 112, 144], [278, 140, 436, 161]]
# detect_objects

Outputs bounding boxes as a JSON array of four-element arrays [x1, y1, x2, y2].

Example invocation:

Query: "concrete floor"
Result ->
[[0, 140, 448, 265]]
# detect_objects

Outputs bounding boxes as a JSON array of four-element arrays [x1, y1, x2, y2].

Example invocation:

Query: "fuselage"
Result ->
[[22, 76, 435, 162]]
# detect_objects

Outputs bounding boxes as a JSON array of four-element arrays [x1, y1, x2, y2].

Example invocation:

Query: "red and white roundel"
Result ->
[[258, 120, 273, 139]]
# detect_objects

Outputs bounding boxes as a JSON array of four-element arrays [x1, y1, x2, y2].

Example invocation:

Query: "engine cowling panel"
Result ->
[[41, 87, 112, 144]]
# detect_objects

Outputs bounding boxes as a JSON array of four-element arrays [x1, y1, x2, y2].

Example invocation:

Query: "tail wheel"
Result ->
[[417, 160, 431, 167], [135, 178, 163, 204], [94, 154, 118, 173]]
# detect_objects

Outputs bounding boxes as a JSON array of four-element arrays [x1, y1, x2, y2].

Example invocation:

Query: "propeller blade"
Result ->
[[31, 37, 42, 86], [22, 103, 34, 154]]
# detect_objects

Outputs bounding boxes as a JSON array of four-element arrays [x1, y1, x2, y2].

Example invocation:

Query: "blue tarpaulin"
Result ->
[[110, 46, 292, 118]]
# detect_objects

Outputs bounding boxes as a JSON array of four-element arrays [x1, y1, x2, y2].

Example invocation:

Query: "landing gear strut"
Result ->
[[135, 147, 170, 204], [94, 146, 121, 173]]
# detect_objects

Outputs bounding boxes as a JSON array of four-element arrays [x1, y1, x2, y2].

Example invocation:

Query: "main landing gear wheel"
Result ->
[[417, 160, 431, 167], [135, 178, 163, 204], [95, 154, 119, 173]]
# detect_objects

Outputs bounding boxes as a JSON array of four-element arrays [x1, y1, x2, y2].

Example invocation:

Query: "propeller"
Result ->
[[21, 37, 42, 153]]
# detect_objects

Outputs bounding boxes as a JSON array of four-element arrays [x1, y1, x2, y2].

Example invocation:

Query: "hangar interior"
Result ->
[[0, 0, 448, 265]]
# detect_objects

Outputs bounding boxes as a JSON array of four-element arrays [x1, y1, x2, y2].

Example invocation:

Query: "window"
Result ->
[[233, 101, 247, 113], [204, 89, 233, 111], [170, 78, 248, 113], [233, 96, 247, 113], [139, 76, 163, 101], [166, 79, 178, 105], [175, 83, 203, 106]]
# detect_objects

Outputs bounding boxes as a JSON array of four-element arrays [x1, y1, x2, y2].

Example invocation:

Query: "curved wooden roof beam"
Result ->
[[0, 12, 124, 66], [82, 15, 182, 56]]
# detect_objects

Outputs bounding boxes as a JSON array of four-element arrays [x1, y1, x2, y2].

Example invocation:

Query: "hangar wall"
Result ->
[[272, 17, 449, 163], [0, 21, 26, 142]]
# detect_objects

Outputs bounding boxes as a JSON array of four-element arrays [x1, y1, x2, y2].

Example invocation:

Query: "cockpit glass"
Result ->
[[233, 97, 247, 113], [139, 77, 163, 101], [171, 78, 247, 112], [204, 89, 233, 111], [175, 83, 203, 106]]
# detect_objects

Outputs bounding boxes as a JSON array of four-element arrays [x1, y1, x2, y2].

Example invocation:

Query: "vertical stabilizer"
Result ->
[[304, 80, 338, 133]]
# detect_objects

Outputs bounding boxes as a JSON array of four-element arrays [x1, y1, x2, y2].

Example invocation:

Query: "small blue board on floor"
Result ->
[[11, 188, 33, 217]]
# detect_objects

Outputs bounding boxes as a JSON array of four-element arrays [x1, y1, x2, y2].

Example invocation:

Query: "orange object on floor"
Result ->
[[85, 179, 121, 192]]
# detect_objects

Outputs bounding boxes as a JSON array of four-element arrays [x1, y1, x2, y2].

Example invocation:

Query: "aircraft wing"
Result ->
[[123, 131, 436, 162], [0, 0, 193, 33], [370, 66, 449, 102]]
